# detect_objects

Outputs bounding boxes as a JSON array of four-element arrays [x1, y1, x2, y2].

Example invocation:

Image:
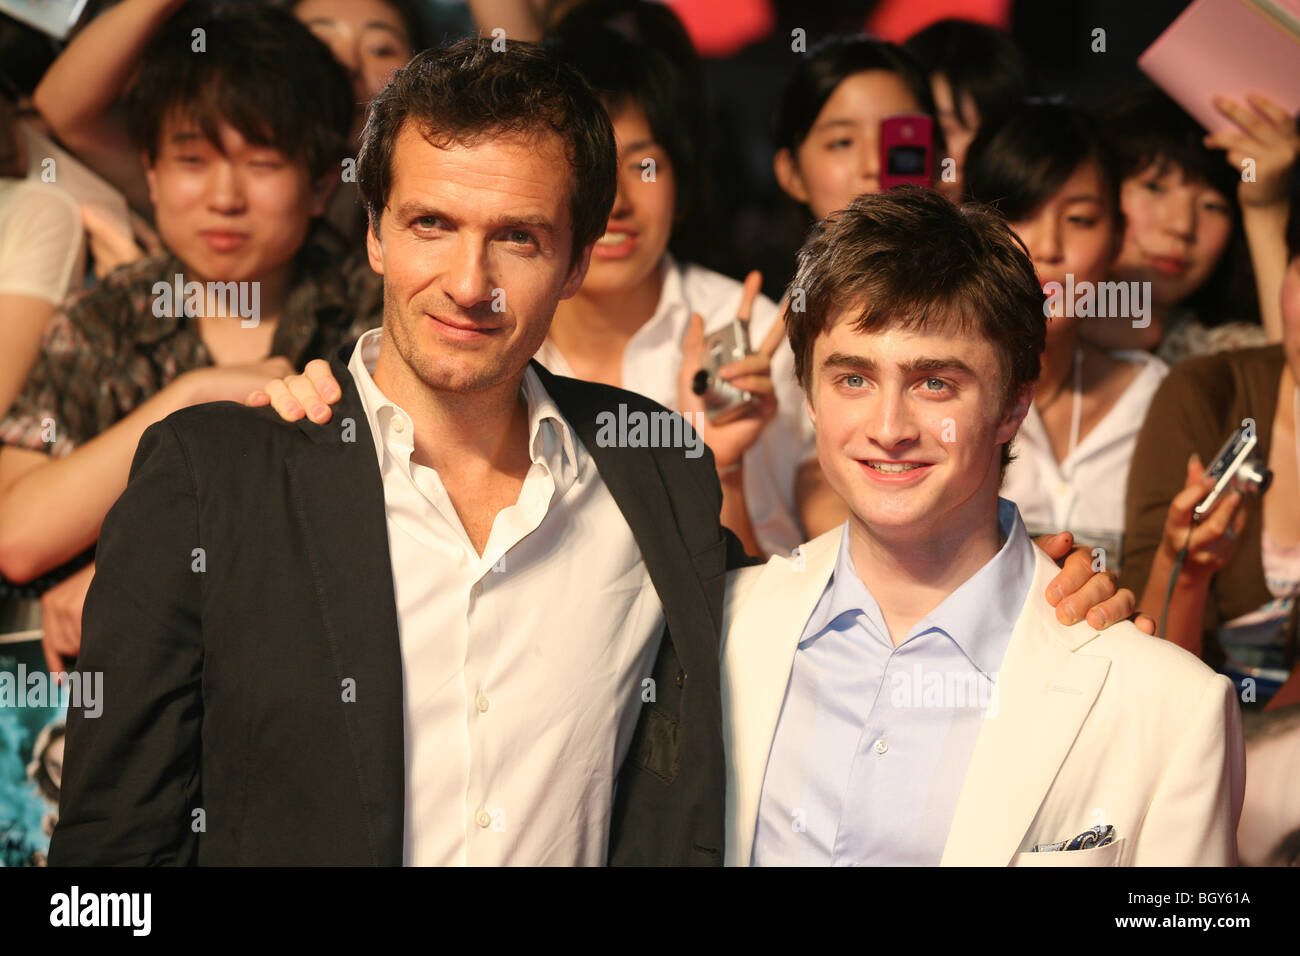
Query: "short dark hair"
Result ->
[[125, 6, 353, 181], [773, 35, 941, 158], [546, 14, 710, 238], [905, 18, 1038, 131], [964, 101, 1121, 228], [1097, 83, 1240, 203], [784, 186, 1044, 471], [356, 38, 617, 266]]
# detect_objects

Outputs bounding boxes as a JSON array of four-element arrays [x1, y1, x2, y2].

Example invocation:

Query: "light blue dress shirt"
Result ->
[[752, 498, 1037, 866]]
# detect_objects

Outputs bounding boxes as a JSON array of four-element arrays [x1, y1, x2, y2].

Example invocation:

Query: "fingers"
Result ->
[[1034, 530, 1074, 564], [305, 358, 342, 403], [1052, 562, 1118, 628], [755, 301, 789, 360], [735, 270, 763, 323], [1196, 489, 1243, 546], [1043, 542, 1097, 611], [1084, 586, 1136, 631], [42, 629, 63, 676], [1133, 612, 1158, 636], [1212, 94, 1272, 142], [1246, 92, 1298, 131], [245, 390, 270, 407], [264, 378, 306, 422]]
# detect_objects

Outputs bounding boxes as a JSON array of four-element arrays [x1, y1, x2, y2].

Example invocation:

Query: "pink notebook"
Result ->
[[1138, 0, 1300, 132]]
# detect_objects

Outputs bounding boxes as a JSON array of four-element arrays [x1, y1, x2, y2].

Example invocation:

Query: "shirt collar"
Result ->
[[347, 327, 581, 480], [806, 498, 1036, 678]]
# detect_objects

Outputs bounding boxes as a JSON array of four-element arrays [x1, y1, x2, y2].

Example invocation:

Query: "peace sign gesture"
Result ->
[[676, 270, 788, 473]]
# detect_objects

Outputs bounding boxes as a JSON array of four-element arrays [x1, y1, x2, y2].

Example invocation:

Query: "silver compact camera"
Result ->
[[1193, 423, 1273, 521], [691, 317, 757, 424]]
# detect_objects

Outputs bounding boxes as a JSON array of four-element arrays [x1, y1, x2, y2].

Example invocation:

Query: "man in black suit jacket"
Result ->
[[48, 36, 758, 867]]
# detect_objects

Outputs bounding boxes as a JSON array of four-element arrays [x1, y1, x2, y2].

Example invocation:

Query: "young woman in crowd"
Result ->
[[904, 16, 1039, 200], [964, 103, 1169, 568], [1122, 231, 1300, 710], [1087, 85, 1297, 364]]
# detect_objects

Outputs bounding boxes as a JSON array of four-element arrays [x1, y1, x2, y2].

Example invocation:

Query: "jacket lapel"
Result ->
[[283, 346, 406, 865], [531, 361, 716, 676], [939, 549, 1110, 865], [723, 526, 843, 866]]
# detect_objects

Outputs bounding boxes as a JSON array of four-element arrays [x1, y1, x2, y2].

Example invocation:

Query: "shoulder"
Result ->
[[0, 180, 81, 228], [724, 524, 840, 616]]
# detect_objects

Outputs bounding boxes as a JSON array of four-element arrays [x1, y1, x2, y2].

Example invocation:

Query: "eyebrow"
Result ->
[[391, 202, 557, 237], [821, 352, 977, 377], [619, 138, 658, 157], [812, 118, 859, 133]]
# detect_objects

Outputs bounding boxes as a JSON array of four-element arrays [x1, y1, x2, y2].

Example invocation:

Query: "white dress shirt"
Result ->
[[348, 328, 666, 865], [1001, 350, 1167, 567], [534, 254, 817, 557]]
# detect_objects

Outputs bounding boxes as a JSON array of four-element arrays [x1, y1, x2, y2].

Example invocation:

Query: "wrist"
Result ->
[[717, 460, 744, 482]]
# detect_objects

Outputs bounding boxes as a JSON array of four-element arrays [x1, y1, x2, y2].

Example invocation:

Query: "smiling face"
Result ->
[[365, 122, 590, 397], [776, 70, 925, 220], [1111, 160, 1233, 309], [807, 311, 1030, 545], [1007, 159, 1119, 339], [295, 0, 412, 108], [145, 113, 329, 284], [580, 102, 676, 298]]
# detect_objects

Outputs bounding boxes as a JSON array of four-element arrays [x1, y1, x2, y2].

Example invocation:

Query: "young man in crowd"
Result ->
[[0, 6, 382, 670], [723, 188, 1243, 866], [50, 41, 1133, 867]]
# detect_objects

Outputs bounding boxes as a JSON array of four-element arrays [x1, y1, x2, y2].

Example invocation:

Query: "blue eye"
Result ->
[[924, 377, 948, 391]]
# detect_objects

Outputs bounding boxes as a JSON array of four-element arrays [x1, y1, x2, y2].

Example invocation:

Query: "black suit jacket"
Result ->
[[49, 344, 756, 866]]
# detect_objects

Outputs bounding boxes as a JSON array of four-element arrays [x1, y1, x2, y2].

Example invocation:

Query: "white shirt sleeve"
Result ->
[[0, 182, 85, 305]]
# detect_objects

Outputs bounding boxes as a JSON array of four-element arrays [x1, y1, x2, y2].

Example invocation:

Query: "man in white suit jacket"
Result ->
[[721, 188, 1244, 867]]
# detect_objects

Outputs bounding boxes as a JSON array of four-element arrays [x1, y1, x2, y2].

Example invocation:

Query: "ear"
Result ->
[[365, 213, 385, 275], [996, 382, 1035, 447], [309, 169, 339, 218], [559, 241, 594, 300], [774, 148, 810, 204], [142, 150, 159, 208]]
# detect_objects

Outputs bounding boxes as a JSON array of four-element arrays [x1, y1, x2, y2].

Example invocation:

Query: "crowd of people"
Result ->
[[0, 0, 1297, 868]]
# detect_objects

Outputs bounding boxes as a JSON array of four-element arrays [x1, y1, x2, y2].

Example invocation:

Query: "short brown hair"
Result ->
[[785, 186, 1045, 469], [357, 38, 617, 266]]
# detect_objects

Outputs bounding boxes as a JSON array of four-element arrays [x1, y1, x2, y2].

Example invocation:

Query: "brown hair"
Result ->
[[356, 37, 617, 266], [785, 186, 1045, 468]]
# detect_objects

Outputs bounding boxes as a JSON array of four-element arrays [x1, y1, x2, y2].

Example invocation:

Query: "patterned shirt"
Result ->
[[0, 226, 383, 457]]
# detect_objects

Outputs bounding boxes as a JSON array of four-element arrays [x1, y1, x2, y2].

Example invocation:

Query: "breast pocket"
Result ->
[[690, 538, 728, 584], [1011, 837, 1125, 867]]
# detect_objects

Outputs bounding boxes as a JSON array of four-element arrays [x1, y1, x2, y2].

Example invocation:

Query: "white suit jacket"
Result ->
[[721, 525, 1246, 866]]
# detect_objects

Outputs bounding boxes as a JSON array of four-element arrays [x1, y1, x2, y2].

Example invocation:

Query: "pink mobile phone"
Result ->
[[879, 113, 934, 191]]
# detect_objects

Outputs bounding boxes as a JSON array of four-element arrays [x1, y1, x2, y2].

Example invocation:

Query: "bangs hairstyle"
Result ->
[[785, 186, 1044, 470], [1097, 83, 1240, 206], [963, 102, 1121, 228], [125, 6, 353, 181], [773, 34, 942, 157], [356, 38, 617, 266], [282, 0, 432, 53], [905, 18, 1038, 131], [547, 14, 710, 233]]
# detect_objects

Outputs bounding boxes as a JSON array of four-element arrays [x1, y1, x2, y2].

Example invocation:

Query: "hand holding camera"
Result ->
[[678, 270, 786, 473]]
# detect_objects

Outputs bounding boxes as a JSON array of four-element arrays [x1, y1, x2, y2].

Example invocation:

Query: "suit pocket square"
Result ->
[[1032, 824, 1116, 853]]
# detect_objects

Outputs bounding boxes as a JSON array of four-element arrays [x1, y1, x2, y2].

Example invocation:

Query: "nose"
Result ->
[[1022, 218, 1063, 266], [867, 387, 921, 453], [442, 234, 496, 313], [858, 137, 881, 189], [1160, 192, 1196, 243], [205, 159, 246, 214]]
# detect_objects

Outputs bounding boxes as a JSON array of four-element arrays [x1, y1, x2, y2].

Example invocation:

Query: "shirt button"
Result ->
[[476, 694, 490, 713], [392, 417, 406, 433], [475, 809, 491, 828], [1055, 481, 1068, 496], [873, 737, 888, 755]]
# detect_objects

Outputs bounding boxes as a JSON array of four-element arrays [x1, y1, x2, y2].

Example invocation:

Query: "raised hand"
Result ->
[[676, 271, 786, 471]]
